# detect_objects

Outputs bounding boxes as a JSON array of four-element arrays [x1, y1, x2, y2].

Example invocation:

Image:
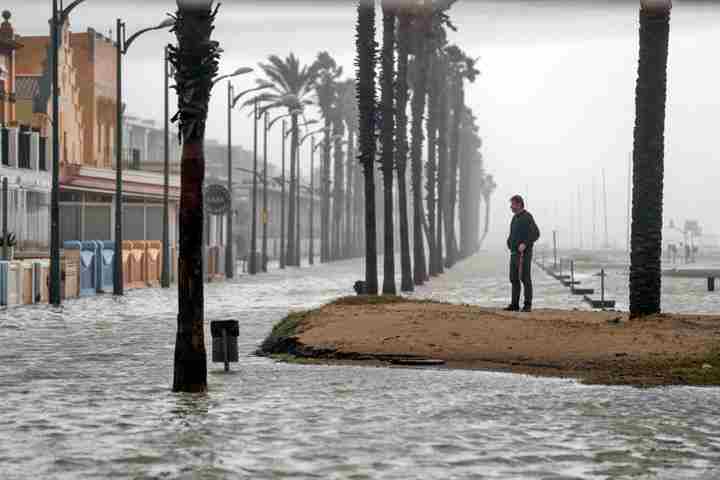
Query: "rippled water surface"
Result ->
[[1, 253, 719, 479]]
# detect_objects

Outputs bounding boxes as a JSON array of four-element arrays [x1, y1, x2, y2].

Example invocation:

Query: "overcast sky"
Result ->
[[6, 0, 720, 249]]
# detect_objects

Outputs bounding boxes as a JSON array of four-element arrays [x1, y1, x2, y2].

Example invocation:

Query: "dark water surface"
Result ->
[[1, 253, 719, 479]]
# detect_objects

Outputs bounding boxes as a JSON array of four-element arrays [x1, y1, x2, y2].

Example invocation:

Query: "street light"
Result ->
[[223, 70, 257, 280], [114, 16, 175, 296], [50, 0, 90, 306]]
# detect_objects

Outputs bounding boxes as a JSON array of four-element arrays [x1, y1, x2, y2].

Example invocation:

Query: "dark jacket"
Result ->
[[507, 210, 540, 253]]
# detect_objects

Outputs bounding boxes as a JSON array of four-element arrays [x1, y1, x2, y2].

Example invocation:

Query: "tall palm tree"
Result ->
[[395, 5, 414, 291], [408, 2, 432, 286], [356, 0, 378, 295], [425, 54, 440, 276], [170, 0, 220, 393], [458, 108, 483, 258], [380, 0, 397, 295], [446, 45, 479, 266], [480, 173, 496, 248], [314, 52, 342, 263], [250, 53, 319, 266], [340, 78, 359, 260], [331, 81, 352, 260], [629, 0, 671, 317], [435, 52, 450, 270]]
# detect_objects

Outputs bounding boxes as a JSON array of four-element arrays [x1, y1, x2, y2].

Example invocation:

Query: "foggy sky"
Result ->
[[5, 1, 720, 249]]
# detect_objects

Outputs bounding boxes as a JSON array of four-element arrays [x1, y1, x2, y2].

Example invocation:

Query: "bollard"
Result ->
[[211, 320, 239, 372], [709, 277, 715, 292]]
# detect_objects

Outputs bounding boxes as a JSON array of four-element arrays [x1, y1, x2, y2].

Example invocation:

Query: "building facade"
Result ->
[[0, 10, 51, 254], [14, 20, 182, 247]]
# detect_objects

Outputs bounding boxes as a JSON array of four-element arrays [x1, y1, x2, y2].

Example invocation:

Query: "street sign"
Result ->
[[205, 184, 231, 215]]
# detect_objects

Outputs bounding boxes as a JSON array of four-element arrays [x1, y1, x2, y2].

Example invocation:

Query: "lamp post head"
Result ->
[[158, 18, 176, 29], [232, 67, 253, 76]]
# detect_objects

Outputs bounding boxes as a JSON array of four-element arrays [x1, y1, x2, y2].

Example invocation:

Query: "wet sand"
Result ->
[[261, 297, 720, 386]]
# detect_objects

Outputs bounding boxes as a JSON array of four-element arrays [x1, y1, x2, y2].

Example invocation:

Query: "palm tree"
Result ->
[[480, 173, 496, 248], [170, 0, 220, 393], [408, 2, 432, 286], [249, 54, 319, 267], [314, 52, 342, 263], [629, 0, 671, 317], [446, 45, 479, 266], [395, 5, 414, 291], [424, 53, 439, 276], [340, 78, 359, 260], [331, 81, 351, 260], [435, 53, 451, 270], [356, 0, 378, 295], [458, 108, 483, 258], [380, 1, 397, 295]]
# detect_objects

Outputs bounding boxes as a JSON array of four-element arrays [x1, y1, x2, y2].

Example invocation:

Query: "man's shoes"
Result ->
[[503, 305, 520, 312], [522, 305, 532, 312]]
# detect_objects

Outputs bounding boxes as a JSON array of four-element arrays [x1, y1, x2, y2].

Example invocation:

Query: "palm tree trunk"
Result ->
[[344, 132, 355, 259], [437, 58, 449, 272], [629, 0, 671, 317], [332, 121, 345, 260], [426, 55, 439, 276], [447, 78, 463, 266], [321, 126, 331, 262], [480, 193, 491, 247], [409, 17, 430, 286], [395, 9, 413, 292], [286, 113, 299, 266], [380, 2, 396, 295], [171, 1, 219, 393], [354, 152, 364, 257], [357, 0, 378, 295]]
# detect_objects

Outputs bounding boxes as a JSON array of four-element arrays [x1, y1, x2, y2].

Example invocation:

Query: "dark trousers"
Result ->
[[509, 251, 533, 308]]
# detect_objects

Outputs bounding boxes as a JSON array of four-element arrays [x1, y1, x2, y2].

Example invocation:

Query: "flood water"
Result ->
[[1, 252, 719, 479]]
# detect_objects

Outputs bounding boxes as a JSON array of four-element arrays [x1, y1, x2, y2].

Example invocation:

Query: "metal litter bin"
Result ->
[[211, 320, 239, 372]]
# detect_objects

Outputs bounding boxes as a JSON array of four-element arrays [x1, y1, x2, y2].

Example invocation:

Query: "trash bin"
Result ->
[[96, 241, 114, 293], [210, 320, 239, 372], [79, 241, 98, 296], [7, 261, 22, 306], [62, 241, 82, 299], [0, 261, 8, 306], [145, 241, 161, 287], [128, 241, 146, 289], [121, 241, 133, 290]]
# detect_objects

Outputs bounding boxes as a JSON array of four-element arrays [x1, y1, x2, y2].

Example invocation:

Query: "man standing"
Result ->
[[505, 195, 540, 312]]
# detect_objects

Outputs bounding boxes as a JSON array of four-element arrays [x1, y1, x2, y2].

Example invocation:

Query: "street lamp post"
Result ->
[[309, 136, 315, 265], [50, 0, 88, 306], [114, 17, 175, 296], [262, 111, 268, 272], [161, 45, 171, 288], [280, 120, 286, 268], [267, 112, 296, 269], [225, 81, 268, 278], [250, 99, 258, 275]]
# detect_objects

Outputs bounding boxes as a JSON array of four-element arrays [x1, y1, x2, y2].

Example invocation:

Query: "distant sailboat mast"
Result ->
[[578, 187, 583, 250], [602, 168, 609, 248], [592, 177, 597, 250]]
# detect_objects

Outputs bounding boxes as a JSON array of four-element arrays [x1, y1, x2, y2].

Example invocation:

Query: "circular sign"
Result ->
[[204, 184, 231, 215]]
